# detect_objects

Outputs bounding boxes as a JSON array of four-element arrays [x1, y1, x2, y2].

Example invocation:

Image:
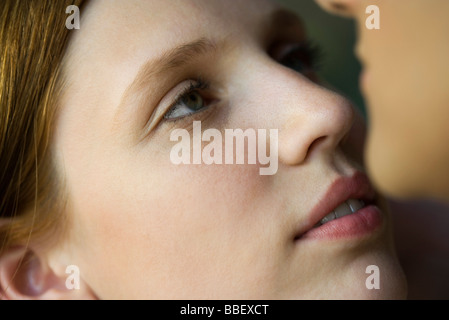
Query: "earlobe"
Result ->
[[0, 247, 96, 300]]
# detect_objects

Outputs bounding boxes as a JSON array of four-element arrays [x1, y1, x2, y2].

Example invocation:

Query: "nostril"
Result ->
[[306, 136, 327, 158]]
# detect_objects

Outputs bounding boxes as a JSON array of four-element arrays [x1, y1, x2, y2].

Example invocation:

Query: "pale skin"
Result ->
[[315, 0, 449, 201], [0, 0, 406, 299]]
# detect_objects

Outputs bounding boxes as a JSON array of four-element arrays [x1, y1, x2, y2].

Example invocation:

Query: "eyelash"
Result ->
[[162, 40, 323, 123], [163, 79, 211, 122], [278, 40, 324, 74]]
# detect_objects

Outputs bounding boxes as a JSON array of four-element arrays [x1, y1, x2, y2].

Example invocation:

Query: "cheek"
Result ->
[[67, 146, 284, 298]]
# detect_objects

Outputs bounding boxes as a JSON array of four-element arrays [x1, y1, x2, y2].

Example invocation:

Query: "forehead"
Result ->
[[63, 0, 281, 110], [77, 0, 279, 60]]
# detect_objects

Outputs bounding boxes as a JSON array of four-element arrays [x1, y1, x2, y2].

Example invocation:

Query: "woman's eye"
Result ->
[[280, 47, 309, 73], [277, 42, 322, 76], [164, 85, 209, 121]]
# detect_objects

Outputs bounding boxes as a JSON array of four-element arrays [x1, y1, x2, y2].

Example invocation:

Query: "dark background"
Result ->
[[277, 0, 365, 115]]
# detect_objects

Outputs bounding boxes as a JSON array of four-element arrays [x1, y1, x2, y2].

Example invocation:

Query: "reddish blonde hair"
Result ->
[[0, 0, 86, 255]]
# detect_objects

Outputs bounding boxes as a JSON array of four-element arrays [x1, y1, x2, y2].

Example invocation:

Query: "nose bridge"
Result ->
[[230, 51, 355, 167], [250, 59, 355, 166]]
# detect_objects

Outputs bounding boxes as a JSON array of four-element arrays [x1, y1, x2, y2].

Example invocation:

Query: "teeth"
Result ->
[[334, 201, 353, 218], [320, 212, 336, 224], [347, 199, 364, 213], [318, 199, 365, 226]]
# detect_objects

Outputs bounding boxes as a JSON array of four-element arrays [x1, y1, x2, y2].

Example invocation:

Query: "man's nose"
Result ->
[[314, 0, 361, 18]]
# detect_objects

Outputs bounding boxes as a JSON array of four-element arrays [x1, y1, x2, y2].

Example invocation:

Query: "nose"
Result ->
[[240, 57, 355, 167], [277, 81, 355, 166], [314, 0, 360, 17]]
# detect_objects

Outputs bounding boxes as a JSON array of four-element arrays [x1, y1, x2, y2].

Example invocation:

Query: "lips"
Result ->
[[295, 172, 382, 240], [315, 198, 365, 227]]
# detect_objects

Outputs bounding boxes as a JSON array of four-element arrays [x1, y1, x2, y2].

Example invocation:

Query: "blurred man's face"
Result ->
[[316, 0, 449, 201]]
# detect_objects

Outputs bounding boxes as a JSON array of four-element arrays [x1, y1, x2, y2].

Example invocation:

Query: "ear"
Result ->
[[0, 247, 96, 300]]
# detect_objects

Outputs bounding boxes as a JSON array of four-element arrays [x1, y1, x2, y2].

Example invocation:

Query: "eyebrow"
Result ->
[[125, 38, 218, 97], [115, 8, 302, 130], [114, 38, 218, 128], [123, 8, 301, 95]]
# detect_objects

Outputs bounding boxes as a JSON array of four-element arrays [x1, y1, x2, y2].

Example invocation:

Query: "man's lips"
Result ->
[[294, 172, 378, 240]]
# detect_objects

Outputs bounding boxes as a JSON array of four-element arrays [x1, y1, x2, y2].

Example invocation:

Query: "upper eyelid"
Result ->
[[275, 41, 322, 65], [117, 39, 223, 137], [278, 43, 301, 58], [140, 79, 211, 137], [119, 10, 305, 129], [141, 37, 308, 137], [269, 41, 306, 59], [165, 81, 214, 121], [156, 39, 310, 114], [139, 81, 198, 139], [158, 41, 309, 125], [165, 80, 210, 113], [169, 83, 201, 111]]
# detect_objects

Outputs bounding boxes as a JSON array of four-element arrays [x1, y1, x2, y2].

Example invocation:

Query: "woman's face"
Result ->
[[54, 0, 406, 299], [315, 0, 449, 200]]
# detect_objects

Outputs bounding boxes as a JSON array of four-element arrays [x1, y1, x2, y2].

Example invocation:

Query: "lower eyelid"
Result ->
[[162, 102, 219, 132]]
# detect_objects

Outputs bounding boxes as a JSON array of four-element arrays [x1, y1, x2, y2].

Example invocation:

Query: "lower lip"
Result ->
[[300, 205, 383, 241]]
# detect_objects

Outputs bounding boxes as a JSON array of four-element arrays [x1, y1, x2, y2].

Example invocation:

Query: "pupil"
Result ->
[[185, 92, 203, 111]]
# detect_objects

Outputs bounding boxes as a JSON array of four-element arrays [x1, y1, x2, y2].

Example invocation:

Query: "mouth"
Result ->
[[294, 172, 383, 241], [313, 198, 368, 228]]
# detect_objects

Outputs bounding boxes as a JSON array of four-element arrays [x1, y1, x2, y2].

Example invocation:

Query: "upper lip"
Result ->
[[295, 171, 377, 239]]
